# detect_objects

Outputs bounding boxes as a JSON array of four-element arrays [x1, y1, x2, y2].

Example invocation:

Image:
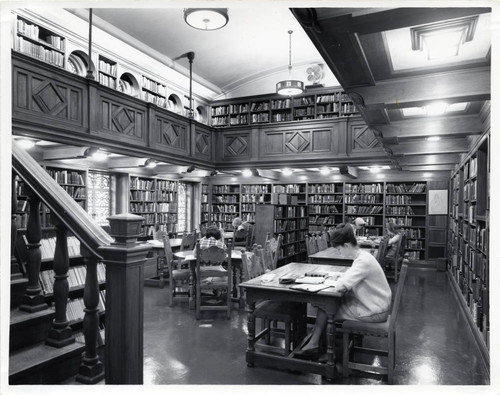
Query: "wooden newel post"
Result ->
[[19, 186, 47, 313], [99, 213, 151, 384]]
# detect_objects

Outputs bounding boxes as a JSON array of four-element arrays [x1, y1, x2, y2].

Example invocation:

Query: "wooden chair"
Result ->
[[162, 234, 190, 307], [317, 232, 329, 251], [377, 233, 406, 283], [195, 241, 232, 320], [337, 263, 409, 384], [180, 230, 197, 251], [327, 229, 335, 247], [233, 225, 255, 251], [305, 235, 319, 262], [241, 247, 306, 356], [262, 234, 283, 271]]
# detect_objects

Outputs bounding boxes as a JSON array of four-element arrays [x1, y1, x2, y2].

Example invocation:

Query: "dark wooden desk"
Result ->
[[174, 250, 247, 309], [239, 262, 348, 381], [309, 247, 378, 266]]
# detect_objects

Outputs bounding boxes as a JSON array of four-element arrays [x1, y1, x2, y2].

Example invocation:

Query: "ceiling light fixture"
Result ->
[[320, 167, 330, 175], [299, 175, 308, 180], [425, 102, 448, 116], [242, 169, 252, 177], [184, 8, 228, 31], [145, 159, 157, 169], [282, 168, 293, 176], [84, 147, 108, 161], [276, 30, 304, 96], [369, 166, 382, 174], [16, 138, 37, 149], [427, 136, 441, 142]]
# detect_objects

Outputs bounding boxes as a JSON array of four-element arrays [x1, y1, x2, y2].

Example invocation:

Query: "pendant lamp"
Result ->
[[276, 30, 305, 96]]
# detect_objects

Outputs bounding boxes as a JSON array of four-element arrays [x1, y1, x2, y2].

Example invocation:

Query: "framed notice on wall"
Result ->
[[428, 190, 448, 215]]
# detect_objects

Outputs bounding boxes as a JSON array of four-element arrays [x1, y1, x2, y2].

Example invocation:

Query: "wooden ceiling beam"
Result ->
[[350, 68, 490, 107], [401, 164, 456, 172], [374, 115, 483, 140], [397, 153, 461, 166], [391, 139, 469, 156]]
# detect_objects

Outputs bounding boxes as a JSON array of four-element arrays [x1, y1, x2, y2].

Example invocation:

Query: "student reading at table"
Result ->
[[295, 223, 392, 360], [193, 225, 227, 256], [381, 222, 403, 271], [232, 217, 253, 248]]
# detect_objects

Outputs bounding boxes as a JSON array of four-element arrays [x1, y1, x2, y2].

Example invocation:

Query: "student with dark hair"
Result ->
[[193, 224, 226, 256], [295, 223, 392, 360]]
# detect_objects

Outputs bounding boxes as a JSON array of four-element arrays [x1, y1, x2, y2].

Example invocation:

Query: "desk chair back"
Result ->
[[327, 229, 335, 246], [241, 246, 266, 281], [317, 232, 329, 251], [181, 230, 197, 251], [163, 234, 189, 307], [195, 241, 232, 319], [155, 230, 167, 241], [305, 235, 319, 261], [262, 234, 282, 271]]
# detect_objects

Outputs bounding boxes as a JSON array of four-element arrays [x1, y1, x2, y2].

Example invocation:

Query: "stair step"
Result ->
[[10, 278, 28, 309], [9, 340, 85, 384], [10, 308, 54, 351]]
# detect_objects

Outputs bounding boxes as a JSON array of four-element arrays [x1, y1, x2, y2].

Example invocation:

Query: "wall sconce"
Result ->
[[84, 147, 108, 161], [145, 159, 157, 168], [16, 138, 38, 149], [186, 166, 196, 173], [209, 170, 218, 177]]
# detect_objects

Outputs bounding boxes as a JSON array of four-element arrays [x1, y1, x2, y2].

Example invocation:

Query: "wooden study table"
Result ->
[[174, 249, 247, 309], [309, 247, 378, 266], [239, 262, 348, 381]]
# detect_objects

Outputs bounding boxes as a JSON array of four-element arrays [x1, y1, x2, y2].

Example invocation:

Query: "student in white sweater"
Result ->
[[295, 223, 392, 359]]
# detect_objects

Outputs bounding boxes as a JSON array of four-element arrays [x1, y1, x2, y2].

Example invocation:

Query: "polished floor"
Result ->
[[142, 267, 489, 385]]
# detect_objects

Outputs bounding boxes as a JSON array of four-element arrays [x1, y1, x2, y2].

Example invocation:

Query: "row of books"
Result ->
[[130, 202, 155, 213], [212, 106, 228, 116], [137, 214, 155, 224], [250, 102, 270, 111], [39, 262, 105, 295], [293, 97, 314, 106], [294, 107, 315, 117], [29, 235, 81, 261], [212, 118, 228, 126], [405, 228, 423, 239], [345, 183, 383, 193], [158, 191, 177, 202], [307, 184, 342, 194], [386, 183, 426, 193], [251, 113, 269, 123], [230, 115, 248, 125], [386, 206, 415, 215], [213, 185, 240, 194], [141, 76, 166, 95], [317, 102, 340, 113], [342, 103, 357, 113], [272, 113, 292, 122], [385, 195, 412, 204], [66, 290, 106, 323], [345, 194, 382, 203], [347, 216, 376, 226], [212, 204, 238, 213], [229, 103, 248, 113], [157, 223, 177, 233], [99, 60, 117, 76], [406, 240, 423, 249], [241, 194, 269, 203], [157, 213, 177, 223], [241, 213, 256, 223], [309, 205, 340, 214], [142, 92, 166, 107], [210, 213, 238, 222], [386, 217, 412, 226], [157, 180, 177, 191], [272, 184, 304, 194], [241, 185, 271, 194], [241, 203, 256, 212], [201, 203, 209, 212], [275, 205, 307, 218], [130, 178, 154, 190], [310, 216, 336, 225], [99, 73, 117, 89], [316, 93, 341, 103], [272, 98, 291, 109], [308, 195, 343, 204], [406, 251, 422, 260], [157, 202, 177, 212], [346, 205, 383, 215], [46, 169, 85, 186], [130, 191, 156, 201]]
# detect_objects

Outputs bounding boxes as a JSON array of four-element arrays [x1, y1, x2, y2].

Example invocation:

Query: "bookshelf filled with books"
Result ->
[[448, 133, 489, 352], [14, 15, 65, 68], [156, 179, 178, 235], [307, 182, 344, 233], [141, 75, 167, 108], [98, 55, 118, 90], [210, 88, 359, 128], [344, 183, 384, 237], [272, 183, 307, 205], [385, 182, 427, 261], [200, 184, 210, 226], [129, 176, 157, 237], [211, 184, 240, 231], [240, 184, 272, 223]]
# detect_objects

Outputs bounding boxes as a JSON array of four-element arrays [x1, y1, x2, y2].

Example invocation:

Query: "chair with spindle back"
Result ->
[[195, 241, 232, 319], [317, 232, 329, 251], [233, 225, 255, 251], [305, 235, 319, 262], [162, 234, 190, 307], [180, 230, 197, 251], [337, 263, 409, 383], [385, 233, 406, 283], [241, 246, 306, 356], [262, 234, 283, 272]]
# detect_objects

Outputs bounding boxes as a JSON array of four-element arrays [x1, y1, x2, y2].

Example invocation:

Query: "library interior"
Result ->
[[3, 4, 496, 390]]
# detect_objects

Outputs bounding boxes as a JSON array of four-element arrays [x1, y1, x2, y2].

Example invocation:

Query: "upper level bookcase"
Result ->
[[14, 15, 65, 68], [98, 55, 117, 90], [141, 75, 167, 108], [210, 88, 358, 128]]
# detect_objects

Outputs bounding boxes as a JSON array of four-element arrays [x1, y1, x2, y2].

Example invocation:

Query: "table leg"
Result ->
[[325, 312, 337, 381], [246, 300, 256, 367], [232, 265, 238, 300]]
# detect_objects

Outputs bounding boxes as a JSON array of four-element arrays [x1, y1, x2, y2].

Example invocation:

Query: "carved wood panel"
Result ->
[[223, 134, 250, 159], [156, 117, 188, 153], [12, 64, 85, 129], [97, 95, 147, 146], [194, 129, 212, 159], [352, 125, 382, 151], [260, 127, 335, 157]]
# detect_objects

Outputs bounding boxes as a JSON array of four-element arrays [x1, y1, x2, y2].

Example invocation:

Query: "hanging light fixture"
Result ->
[[184, 9, 229, 31], [276, 30, 304, 96]]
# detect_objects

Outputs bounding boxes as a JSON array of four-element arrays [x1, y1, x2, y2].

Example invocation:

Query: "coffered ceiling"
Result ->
[[292, 7, 491, 173]]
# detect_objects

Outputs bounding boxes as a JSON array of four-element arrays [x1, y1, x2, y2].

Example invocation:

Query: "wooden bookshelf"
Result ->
[[271, 183, 307, 205], [200, 184, 210, 226], [344, 182, 384, 237], [98, 55, 117, 90], [210, 88, 358, 127], [141, 75, 167, 108], [448, 134, 489, 353], [211, 184, 240, 231], [240, 184, 272, 223], [129, 176, 156, 237], [385, 182, 427, 261], [156, 179, 178, 235], [307, 182, 344, 233], [14, 15, 65, 68], [255, 204, 308, 266]]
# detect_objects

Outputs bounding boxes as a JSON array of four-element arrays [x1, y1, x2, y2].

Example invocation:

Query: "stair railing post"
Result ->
[[76, 245, 104, 384], [11, 172, 18, 262], [98, 213, 150, 384], [46, 220, 75, 347], [19, 186, 47, 313]]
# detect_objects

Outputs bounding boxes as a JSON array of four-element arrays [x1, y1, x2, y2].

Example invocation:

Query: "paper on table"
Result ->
[[295, 276, 325, 284], [289, 283, 331, 293], [261, 273, 276, 283]]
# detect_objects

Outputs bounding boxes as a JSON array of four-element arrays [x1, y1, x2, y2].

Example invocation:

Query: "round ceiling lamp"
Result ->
[[184, 9, 229, 31], [276, 30, 304, 96]]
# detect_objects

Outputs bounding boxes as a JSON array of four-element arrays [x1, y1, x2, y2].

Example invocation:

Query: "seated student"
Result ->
[[193, 224, 227, 257], [345, 217, 366, 236], [232, 217, 252, 233], [382, 222, 403, 271], [295, 223, 392, 360]]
